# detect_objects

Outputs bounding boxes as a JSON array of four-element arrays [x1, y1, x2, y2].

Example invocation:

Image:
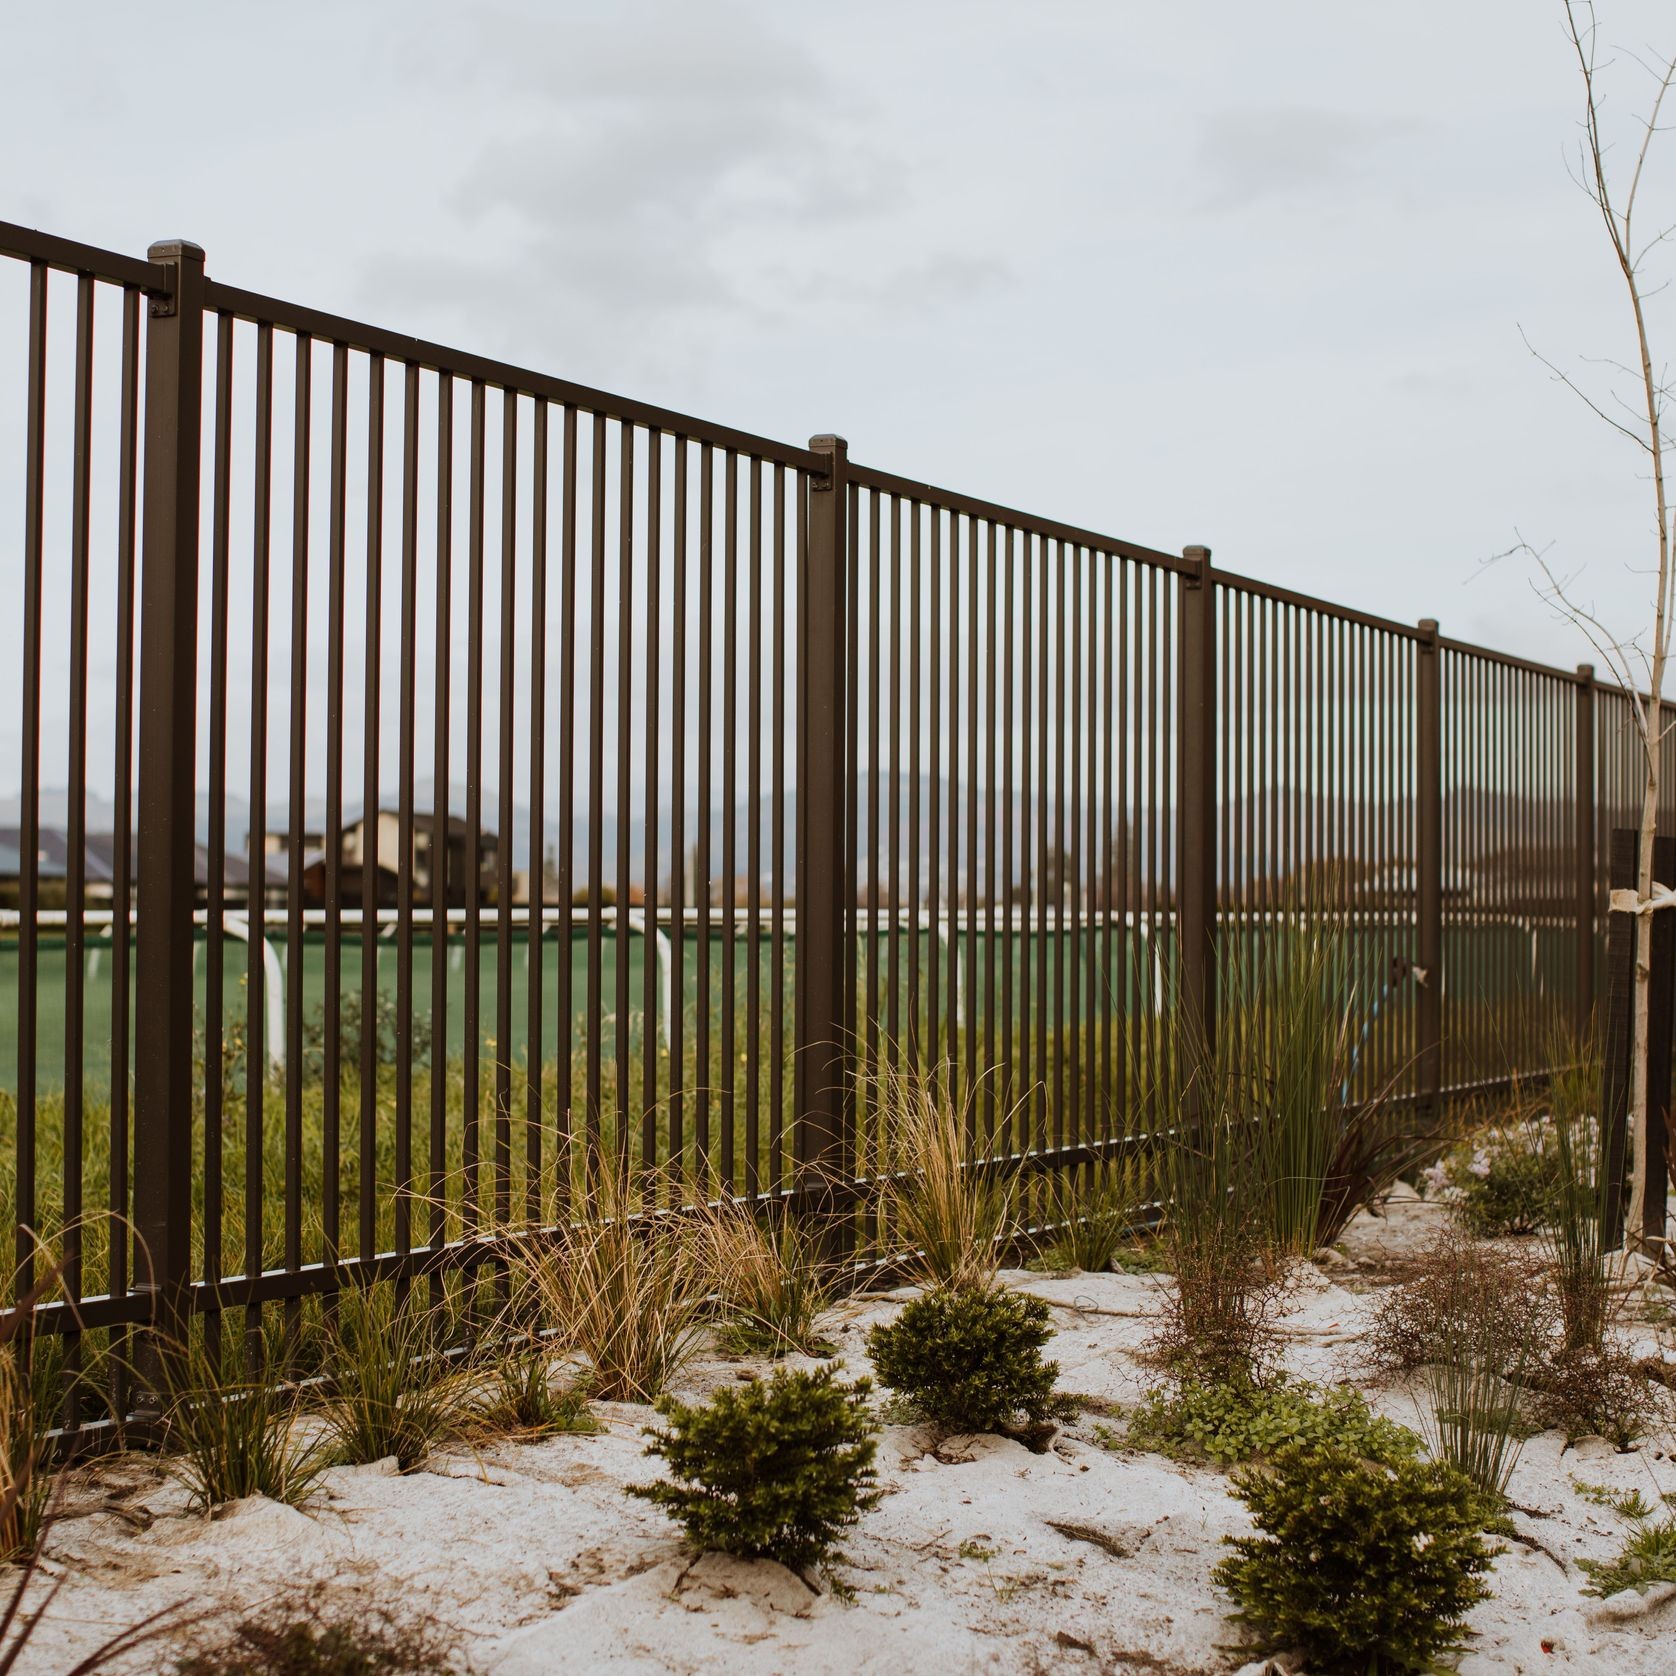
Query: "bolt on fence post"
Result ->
[[1177, 546, 1217, 1077], [1574, 664, 1596, 1035], [132, 239, 206, 1421], [1415, 618, 1443, 1115], [796, 435, 852, 1259]]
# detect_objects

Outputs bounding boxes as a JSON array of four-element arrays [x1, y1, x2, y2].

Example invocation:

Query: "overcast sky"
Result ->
[[4, 0, 1674, 679]]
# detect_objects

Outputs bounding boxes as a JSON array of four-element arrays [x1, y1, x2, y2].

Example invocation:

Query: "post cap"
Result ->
[[1577, 662, 1595, 681], [808, 434, 848, 455], [147, 240, 206, 263], [1182, 544, 1211, 564], [1417, 617, 1439, 635]]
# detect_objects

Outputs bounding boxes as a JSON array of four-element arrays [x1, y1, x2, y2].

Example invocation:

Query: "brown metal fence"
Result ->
[[0, 221, 1651, 1431]]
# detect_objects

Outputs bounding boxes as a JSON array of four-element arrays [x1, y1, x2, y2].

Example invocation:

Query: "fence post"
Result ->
[[1415, 619, 1442, 1114], [797, 435, 851, 1252], [1574, 664, 1596, 1034], [1646, 834, 1675, 1247], [1601, 828, 1636, 1247], [1177, 546, 1216, 1057], [132, 240, 206, 1417]]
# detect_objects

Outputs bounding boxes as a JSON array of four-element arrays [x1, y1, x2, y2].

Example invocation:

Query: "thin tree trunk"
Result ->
[[1631, 742, 1658, 1241]]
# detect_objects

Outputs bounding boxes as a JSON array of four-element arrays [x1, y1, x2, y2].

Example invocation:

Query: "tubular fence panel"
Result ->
[[2, 219, 1668, 1421], [1438, 645, 1582, 1090], [841, 466, 1187, 1254], [1216, 580, 1421, 1108]]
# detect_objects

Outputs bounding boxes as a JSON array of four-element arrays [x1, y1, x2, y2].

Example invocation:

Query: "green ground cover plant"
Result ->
[[1127, 1377, 1420, 1468]]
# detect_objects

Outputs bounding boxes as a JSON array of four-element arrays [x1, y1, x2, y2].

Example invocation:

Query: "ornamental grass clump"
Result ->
[[867, 1285, 1072, 1442], [1036, 1146, 1153, 1275], [631, 1364, 880, 1571], [322, 1285, 473, 1471], [1417, 1233, 1549, 1501], [868, 1062, 1011, 1292], [1530, 1105, 1660, 1446], [166, 1319, 333, 1512], [1215, 1440, 1503, 1675], [0, 1321, 73, 1560], [706, 1202, 838, 1357], [1218, 921, 1433, 1256], [518, 1158, 713, 1403]]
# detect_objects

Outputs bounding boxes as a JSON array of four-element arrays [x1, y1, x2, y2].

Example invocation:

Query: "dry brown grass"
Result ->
[[866, 1062, 1014, 1292], [514, 1158, 713, 1404]]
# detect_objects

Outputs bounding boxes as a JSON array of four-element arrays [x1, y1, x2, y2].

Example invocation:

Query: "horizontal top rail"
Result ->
[[0, 218, 170, 293], [1438, 635, 1586, 682], [847, 458, 1191, 572], [200, 276, 824, 471], [1215, 565, 1426, 641]]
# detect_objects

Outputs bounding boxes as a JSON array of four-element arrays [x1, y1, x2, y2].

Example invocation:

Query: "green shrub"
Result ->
[[1128, 1377, 1419, 1467], [630, 1364, 880, 1570], [1442, 1124, 1558, 1237], [867, 1286, 1071, 1440], [1580, 1517, 1676, 1598], [1215, 1441, 1503, 1673]]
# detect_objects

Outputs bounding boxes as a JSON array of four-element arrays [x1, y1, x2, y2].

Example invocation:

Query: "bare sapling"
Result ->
[[1516, 4, 1676, 1248]]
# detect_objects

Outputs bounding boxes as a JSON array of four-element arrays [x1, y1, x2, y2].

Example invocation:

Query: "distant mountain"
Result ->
[[4, 779, 1575, 896]]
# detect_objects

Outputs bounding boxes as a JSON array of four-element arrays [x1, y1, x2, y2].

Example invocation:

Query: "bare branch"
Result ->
[[1519, 325, 1654, 451]]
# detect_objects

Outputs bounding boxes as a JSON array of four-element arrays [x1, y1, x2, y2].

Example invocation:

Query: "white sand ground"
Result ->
[[20, 1191, 1676, 1675]]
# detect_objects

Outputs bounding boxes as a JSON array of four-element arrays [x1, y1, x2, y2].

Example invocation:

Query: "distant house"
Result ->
[[0, 826, 283, 911], [289, 811, 502, 909]]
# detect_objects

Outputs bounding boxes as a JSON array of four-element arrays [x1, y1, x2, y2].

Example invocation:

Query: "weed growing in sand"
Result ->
[[172, 1586, 456, 1675], [166, 1319, 332, 1513], [1575, 1478, 1676, 1599], [1215, 1441, 1503, 1674], [707, 1203, 838, 1358], [322, 1286, 473, 1471], [1581, 1520, 1676, 1597], [867, 1285, 1072, 1442], [632, 1364, 880, 1570], [1127, 1378, 1418, 1468]]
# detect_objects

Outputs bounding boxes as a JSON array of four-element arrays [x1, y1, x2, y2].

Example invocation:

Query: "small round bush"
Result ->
[[1214, 1441, 1502, 1674], [1128, 1377, 1421, 1467], [630, 1364, 879, 1570], [867, 1284, 1068, 1437], [1440, 1129, 1558, 1237]]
